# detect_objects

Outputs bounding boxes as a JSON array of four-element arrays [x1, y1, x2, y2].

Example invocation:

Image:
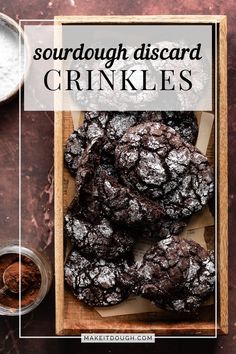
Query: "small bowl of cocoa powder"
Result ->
[[0, 244, 52, 316]]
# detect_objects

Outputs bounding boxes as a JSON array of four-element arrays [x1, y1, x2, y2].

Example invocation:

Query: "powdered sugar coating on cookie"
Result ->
[[64, 111, 198, 175], [135, 236, 191, 299], [65, 214, 134, 260], [64, 249, 134, 307], [96, 167, 164, 226], [115, 122, 214, 219], [155, 239, 215, 312]]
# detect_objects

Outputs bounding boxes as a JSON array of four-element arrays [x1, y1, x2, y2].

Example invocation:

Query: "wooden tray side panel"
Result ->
[[54, 112, 65, 335], [55, 15, 226, 24], [218, 16, 228, 335]]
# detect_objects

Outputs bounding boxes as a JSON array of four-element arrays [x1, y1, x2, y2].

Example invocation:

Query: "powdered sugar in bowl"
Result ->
[[0, 13, 28, 104]]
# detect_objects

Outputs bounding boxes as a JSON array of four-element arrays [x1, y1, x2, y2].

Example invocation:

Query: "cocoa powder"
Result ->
[[0, 253, 41, 309]]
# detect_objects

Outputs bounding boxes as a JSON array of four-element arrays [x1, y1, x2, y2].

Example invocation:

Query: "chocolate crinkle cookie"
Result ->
[[115, 122, 214, 219], [157, 111, 198, 145], [64, 111, 109, 176], [64, 249, 134, 307], [64, 111, 198, 175], [135, 237, 191, 299], [136, 236, 215, 312], [73, 137, 165, 227], [156, 241, 215, 312], [96, 167, 164, 226], [64, 214, 134, 260]]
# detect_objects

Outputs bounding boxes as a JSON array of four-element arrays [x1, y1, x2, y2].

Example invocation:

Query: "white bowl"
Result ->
[[0, 13, 29, 104]]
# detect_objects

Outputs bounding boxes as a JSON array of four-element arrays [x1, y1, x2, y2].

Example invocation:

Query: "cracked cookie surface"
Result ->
[[96, 167, 164, 226], [65, 214, 134, 260], [64, 249, 134, 306], [115, 122, 214, 219], [135, 237, 190, 299], [155, 239, 215, 312], [135, 236, 215, 312], [64, 111, 198, 175]]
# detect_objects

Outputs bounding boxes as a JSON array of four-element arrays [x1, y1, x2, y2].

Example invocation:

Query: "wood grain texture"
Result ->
[[54, 15, 228, 336], [218, 16, 228, 335], [54, 23, 65, 336], [55, 15, 226, 24], [54, 111, 65, 335]]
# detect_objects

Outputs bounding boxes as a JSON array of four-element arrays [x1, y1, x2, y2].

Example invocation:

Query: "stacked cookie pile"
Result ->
[[64, 111, 215, 312]]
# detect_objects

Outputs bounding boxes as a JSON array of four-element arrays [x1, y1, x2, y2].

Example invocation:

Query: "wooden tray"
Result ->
[[54, 15, 228, 336]]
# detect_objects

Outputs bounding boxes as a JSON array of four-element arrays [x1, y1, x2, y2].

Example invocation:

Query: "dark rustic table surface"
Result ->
[[0, 1, 235, 353]]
